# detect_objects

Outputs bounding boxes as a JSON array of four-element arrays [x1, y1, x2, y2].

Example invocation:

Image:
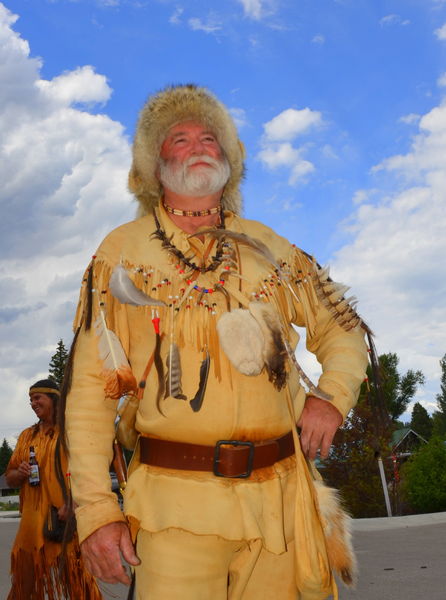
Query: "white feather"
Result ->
[[95, 313, 129, 371], [109, 264, 166, 307]]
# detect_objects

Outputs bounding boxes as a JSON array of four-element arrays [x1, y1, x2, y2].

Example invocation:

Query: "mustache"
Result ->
[[183, 155, 221, 168]]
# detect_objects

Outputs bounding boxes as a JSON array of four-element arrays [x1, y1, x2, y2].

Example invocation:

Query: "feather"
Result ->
[[214, 282, 231, 312], [190, 350, 211, 412], [110, 264, 166, 307], [190, 229, 280, 271], [116, 395, 139, 450], [282, 337, 332, 401], [154, 333, 166, 415], [94, 314, 137, 399], [165, 343, 186, 400]]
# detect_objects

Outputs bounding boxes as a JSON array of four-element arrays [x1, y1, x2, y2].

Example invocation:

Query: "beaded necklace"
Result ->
[[163, 202, 221, 217], [152, 210, 226, 274]]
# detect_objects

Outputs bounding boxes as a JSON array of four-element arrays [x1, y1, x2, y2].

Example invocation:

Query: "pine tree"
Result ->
[[48, 339, 68, 389], [410, 402, 433, 441], [0, 438, 13, 474], [432, 354, 446, 438]]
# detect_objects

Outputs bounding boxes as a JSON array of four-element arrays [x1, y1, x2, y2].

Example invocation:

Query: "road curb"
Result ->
[[353, 511, 446, 530]]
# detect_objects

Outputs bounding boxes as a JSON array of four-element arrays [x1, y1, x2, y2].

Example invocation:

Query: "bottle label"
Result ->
[[29, 464, 40, 484]]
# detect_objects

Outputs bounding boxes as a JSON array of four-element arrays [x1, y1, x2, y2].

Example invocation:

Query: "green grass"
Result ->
[[0, 501, 19, 511]]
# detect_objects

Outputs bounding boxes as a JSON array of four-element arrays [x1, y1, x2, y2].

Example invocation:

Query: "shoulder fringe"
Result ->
[[287, 248, 365, 334]]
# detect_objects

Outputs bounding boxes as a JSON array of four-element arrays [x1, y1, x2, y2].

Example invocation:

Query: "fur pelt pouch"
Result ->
[[314, 479, 358, 587], [216, 309, 264, 375], [248, 301, 288, 390]]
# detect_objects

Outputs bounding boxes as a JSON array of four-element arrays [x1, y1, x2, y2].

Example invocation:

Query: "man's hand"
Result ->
[[297, 395, 343, 460], [81, 521, 140, 585]]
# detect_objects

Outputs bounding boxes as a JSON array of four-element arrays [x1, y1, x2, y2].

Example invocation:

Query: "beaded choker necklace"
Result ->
[[163, 202, 222, 217], [152, 211, 226, 274]]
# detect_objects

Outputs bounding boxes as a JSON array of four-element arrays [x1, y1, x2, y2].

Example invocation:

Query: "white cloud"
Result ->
[[258, 107, 322, 185], [169, 6, 183, 25], [188, 16, 222, 33], [379, 14, 410, 27], [352, 189, 370, 205], [312, 34, 325, 44], [229, 107, 248, 128], [258, 142, 315, 184], [236, 0, 277, 20], [0, 4, 134, 442], [438, 72, 446, 87], [435, 22, 446, 40], [36, 66, 112, 107], [258, 142, 301, 167], [331, 97, 446, 416], [237, 0, 263, 20], [263, 108, 322, 142], [399, 113, 420, 125]]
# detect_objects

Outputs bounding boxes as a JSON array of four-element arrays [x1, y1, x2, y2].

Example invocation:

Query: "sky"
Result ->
[[1, 0, 445, 446]]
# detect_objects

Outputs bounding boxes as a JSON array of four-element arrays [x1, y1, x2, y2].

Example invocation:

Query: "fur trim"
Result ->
[[314, 479, 358, 587], [129, 83, 245, 216]]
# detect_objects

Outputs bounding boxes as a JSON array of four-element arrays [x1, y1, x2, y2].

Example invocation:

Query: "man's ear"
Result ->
[[155, 160, 161, 182]]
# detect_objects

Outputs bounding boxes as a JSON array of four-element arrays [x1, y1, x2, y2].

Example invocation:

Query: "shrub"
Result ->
[[402, 437, 446, 513]]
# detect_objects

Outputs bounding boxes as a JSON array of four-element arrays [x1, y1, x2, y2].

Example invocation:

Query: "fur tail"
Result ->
[[314, 479, 358, 587]]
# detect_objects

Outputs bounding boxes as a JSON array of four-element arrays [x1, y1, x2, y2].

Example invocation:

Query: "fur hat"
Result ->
[[128, 84, 245, 216]]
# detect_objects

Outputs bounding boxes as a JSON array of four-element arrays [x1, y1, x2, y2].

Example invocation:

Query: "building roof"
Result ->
[[392, 427, 428, 449]]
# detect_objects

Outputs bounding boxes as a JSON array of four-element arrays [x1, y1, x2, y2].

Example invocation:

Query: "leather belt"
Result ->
[[139, 431, 295, 479]]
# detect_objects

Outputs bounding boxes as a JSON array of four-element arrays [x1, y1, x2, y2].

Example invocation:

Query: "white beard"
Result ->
[[158, 154, 230, 197]]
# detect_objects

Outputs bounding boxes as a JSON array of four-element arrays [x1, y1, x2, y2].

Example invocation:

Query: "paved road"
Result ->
[[1, 513, 446, 599], [0, 517, 128, 600]]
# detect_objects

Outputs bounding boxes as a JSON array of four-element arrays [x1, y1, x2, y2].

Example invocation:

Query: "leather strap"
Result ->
[[139, 431, 295, 478]]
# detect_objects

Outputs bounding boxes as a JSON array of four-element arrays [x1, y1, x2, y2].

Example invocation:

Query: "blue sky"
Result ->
[[1, 0, 446, 444]]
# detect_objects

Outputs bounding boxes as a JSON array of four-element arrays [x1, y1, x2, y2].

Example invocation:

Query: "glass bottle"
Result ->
[[29, 446, 40, 486]]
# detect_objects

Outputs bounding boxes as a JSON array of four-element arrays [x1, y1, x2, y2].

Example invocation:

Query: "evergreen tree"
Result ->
[[0, 438, 13, 474], [410, 402, 433, 440], [432, 354, 446, 438], [48, 339, 68, 389]]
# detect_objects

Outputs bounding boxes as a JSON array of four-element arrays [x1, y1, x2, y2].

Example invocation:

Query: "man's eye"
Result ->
[[202, 136, 216, 143], [174, 137, 187, 144]]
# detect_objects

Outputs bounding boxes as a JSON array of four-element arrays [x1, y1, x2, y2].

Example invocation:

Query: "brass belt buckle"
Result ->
[[213, 440, 255, 478]]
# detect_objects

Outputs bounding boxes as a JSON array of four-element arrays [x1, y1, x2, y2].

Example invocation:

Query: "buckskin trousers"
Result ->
[[134, 527, 298, 599]]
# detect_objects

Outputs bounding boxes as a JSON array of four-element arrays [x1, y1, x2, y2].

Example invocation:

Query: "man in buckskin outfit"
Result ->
[[65, 84, 369, 599]]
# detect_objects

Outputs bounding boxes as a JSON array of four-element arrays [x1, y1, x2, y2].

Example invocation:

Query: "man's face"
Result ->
[[158, 121, 230, 198], [160, 121, 223, 163]]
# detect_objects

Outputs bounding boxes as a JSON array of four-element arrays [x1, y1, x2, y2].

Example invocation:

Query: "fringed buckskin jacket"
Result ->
[[66, 206, 368, 599], [6, 425, 101, 600]]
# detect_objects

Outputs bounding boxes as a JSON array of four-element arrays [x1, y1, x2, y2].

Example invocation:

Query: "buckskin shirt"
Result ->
[[65, 204, 368, 598]]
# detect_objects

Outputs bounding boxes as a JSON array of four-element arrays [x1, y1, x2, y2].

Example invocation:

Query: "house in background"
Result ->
[[391, 427, 428, 460]]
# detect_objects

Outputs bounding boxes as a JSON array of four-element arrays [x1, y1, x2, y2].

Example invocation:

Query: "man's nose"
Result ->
[[190, 138, 206, 154]]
